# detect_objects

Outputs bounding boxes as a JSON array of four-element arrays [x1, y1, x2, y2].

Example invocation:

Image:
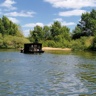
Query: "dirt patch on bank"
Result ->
[[42, 47, 71, 51]]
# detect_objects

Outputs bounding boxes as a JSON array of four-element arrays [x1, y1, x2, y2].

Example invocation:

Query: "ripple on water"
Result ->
[[0, 51, 96, 95]]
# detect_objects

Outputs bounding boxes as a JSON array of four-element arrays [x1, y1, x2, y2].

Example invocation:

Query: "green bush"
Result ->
[[91, 36, 96, 50], [0, 35, 30, 49], [71, 37, 88, 51]]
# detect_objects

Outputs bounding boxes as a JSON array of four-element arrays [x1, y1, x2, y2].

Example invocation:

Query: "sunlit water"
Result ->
[[0, 50, 96, 96]]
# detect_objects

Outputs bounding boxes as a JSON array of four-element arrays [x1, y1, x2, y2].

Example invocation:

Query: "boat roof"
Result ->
[[24, 42, 42, 45]]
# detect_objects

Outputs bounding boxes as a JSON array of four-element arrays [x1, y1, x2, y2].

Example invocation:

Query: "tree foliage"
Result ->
[[72, 9, 96, 39], [0, 16, 30, 48], [0, 16, 23, 37], [0, 9, 96, 51], [29, 21, 71, 48]]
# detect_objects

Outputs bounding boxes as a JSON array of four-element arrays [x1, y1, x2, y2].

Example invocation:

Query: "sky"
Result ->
[[0, 0, 96, 36]]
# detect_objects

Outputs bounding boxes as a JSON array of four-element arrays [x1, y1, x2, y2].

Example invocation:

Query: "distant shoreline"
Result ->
[[42, 47, 71, 51]]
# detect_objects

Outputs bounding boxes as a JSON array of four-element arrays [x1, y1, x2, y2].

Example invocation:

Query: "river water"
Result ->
[[0, 50, 96, 96]]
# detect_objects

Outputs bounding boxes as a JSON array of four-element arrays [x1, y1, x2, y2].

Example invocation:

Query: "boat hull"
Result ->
[[21, 50, 44, 54]]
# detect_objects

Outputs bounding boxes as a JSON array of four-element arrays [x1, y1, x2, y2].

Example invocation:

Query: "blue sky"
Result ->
[[0, 0, 96, 36]]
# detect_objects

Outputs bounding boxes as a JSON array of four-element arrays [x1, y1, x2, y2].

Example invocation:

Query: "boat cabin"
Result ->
[[21, 42, 44, 53]]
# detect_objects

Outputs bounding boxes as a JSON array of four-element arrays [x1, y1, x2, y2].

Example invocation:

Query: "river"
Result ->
[[0, 50, 96, 96]]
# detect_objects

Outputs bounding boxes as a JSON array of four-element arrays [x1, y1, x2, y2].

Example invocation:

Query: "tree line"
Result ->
[[72, 9, 96, 39], [28, 21, 71, 48], [0, 9, 96, 51], [72, 9, 96, 50], [28, 9, 96, 51], [0, 16, 29, 48]]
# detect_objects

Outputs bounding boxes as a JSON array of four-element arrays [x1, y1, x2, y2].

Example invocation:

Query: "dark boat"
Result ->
[[21, 42, 44, 54]]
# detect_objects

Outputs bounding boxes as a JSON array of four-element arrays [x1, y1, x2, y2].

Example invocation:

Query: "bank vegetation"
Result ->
[[0, 9, 96, 51]]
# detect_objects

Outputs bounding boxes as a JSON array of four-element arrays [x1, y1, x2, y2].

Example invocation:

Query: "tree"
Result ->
[[28, 21, 71, 48], [0, 16, 23, 36], [0, 16, 29, 48], [2, 16, 10, 35], [60, 26, 70, 41], [72, 26, 82, 39], [73, 9, 96, 39], [0, 33, 3, 47], [50, 21, 61, 39], [90, 9, 96, 35], [43, 26, 51, 40]]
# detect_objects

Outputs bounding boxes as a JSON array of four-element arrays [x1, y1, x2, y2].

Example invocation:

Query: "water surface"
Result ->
[[0, 50, 96, 96]]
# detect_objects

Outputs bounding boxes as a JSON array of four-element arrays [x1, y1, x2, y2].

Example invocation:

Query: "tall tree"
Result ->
[[2, 16, 10, 35], [43, 26, 50, 40], [0, 16, 23, 36], [73, 9, 96, 39], [50, 21, 61, 39], [0, 16, 28, 48]]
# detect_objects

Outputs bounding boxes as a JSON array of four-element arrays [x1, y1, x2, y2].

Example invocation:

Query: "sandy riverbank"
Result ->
[[42, 47, 71, 51]]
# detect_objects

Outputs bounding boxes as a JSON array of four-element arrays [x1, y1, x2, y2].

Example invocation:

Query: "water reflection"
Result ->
[[45, 50, 72, 55], [73, 51, 96, 59], [0, 51, 96, 96]]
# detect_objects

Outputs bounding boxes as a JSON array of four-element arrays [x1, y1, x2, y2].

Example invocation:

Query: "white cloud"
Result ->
[[8, 17, 19, 23], [0, 0, 17, 10], [5, 11, 36, 17], [61, 21, 75, 26], [23, 22, 44, 28], [54, 18, 63, 22], [54, 18, 75, 26], [59, 9, 86, 17], [44, 0, 96, 9], [23, 29, 30, 37], [23, 19, 75, 29]]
